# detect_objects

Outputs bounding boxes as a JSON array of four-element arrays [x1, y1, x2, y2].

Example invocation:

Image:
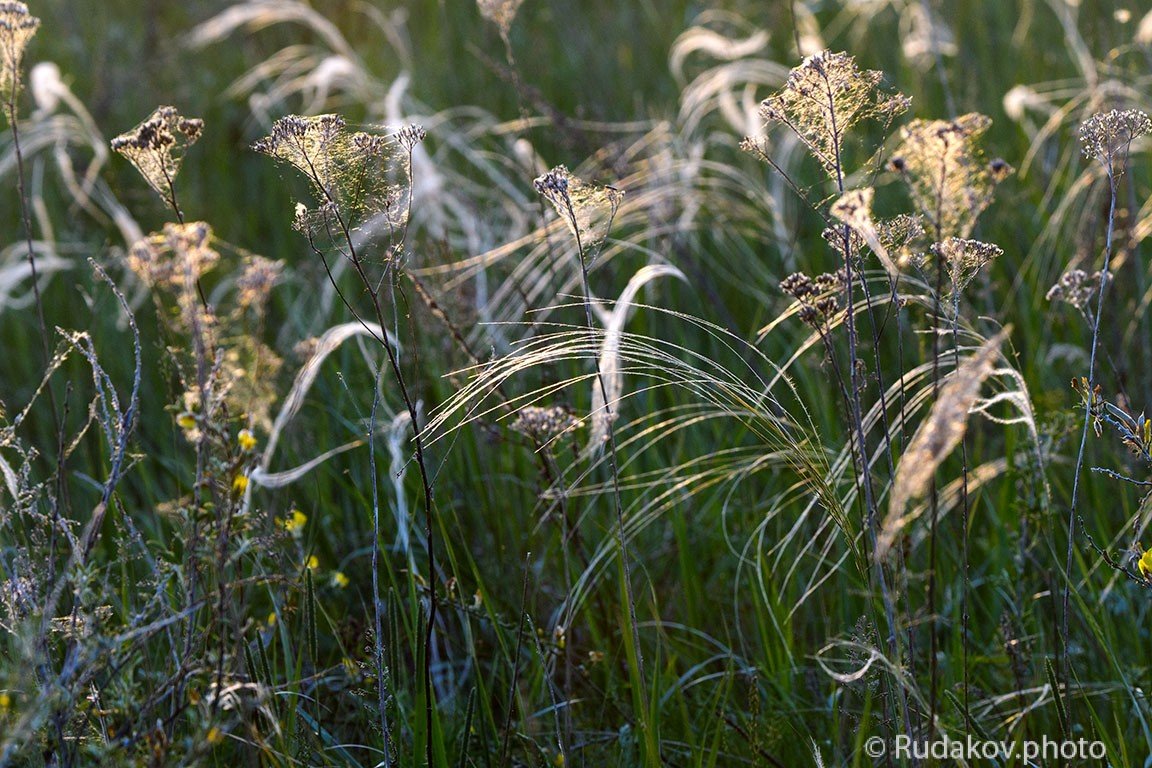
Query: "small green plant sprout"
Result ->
[[0, 1, 38, 115], [111, 106, 203, 219]]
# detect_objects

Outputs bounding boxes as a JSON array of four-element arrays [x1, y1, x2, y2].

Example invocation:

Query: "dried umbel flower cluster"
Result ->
[[235, 255, 284, 311], [756, 50, 908, 178], [111, 106, 203, 205], [829, 187, 901, 278], [1046, 268, 1102, 311], [823, 212, 926, 270], [919, 237, 1003, 298], [534, 165, 624, 258], [254, 114, 423, 234], [0, 1, 38, 107], [477, 0, 525, 39], [1079, 108, 1151, 166], [126, 221, 218, 290], [780, 269, 847, 328], [510, 405, 579, 442], [891, 113, 1009, 238]]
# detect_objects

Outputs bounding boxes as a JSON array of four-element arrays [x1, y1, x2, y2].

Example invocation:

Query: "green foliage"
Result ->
[[2, 1, 1152, 766]]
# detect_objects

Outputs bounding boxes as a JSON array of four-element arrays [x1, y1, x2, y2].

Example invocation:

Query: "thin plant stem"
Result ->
[[1063, 158, 1119, 719]]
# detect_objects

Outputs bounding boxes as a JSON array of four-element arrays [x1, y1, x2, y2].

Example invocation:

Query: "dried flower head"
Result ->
[[534, 165, 623, 259], [0, 2, 39, 108], [830, 188, 900, 278], [1079, 108, 1151, 168], [781, 269, 846, 328], [111, 106, 203, 208], [893, 113, 1004, 238], [396, 124, 426, 152], [917, 237, 1003, 299], [1046, 268, 1101, 312], [510, 405, 579, 442], [236, 255, 284, 310], [255, 114, 413, 232], [126, 221, 218, 289], [757, 50, 908, 178], [477, 0, 525, 39]]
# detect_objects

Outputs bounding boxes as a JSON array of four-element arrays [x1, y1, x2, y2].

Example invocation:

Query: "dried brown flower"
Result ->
[[236, 255, 284, 310], [917, 237, 1003, 299], [1079, 109, 1151, 166], [111, 106, 203, 209], [757, 50, 908, 179], [0, 1, 39, 108], [1046, 268, 1101, 312], [510, 405, 578, 442], [255, 115, 414, 233], [477, 0, 525, 39], [126, 221, 218, 290], [893, 113, 1004, 238], [534, 165, 623, 258]]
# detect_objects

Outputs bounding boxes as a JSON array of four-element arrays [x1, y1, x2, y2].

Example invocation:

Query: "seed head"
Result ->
[[756, 50, 908, 179], [1045, 268, 1101, 311], [0, 2, 39, 108], [510, 405, 578, 442], [111, 106, 203, 206], [1079, 108, 1151, 166]]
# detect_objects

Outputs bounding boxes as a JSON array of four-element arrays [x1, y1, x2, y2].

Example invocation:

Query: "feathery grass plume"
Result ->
[[255, 115, 419, 236], [1078, 108, 1151, 171], [891, 113, 1008, 238], [0, 1, 38, 111], [533, 165, 623, 262], [111, 106, 203, 213], [477, 0, 524, 40], [756, 50, 908, 179], [588, 264, 687, 453], [915, 237, 1003, 301], [830, 187, 899, 280], [880, 326, 1010, 557]]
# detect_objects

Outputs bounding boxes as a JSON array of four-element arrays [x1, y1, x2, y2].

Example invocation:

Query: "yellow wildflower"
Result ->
[[283, 509, 307, 535], [176, 412, 196, 430], [306, 555, 319, 570], [1138, 548, 1152, 580], [206, 726, 223, 745], [0, 692, 10, 712], [232, 474, 249, 494], [331, 571, 349, 588], [267, 611, 277, 626], [237, 428, 257, 451]]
